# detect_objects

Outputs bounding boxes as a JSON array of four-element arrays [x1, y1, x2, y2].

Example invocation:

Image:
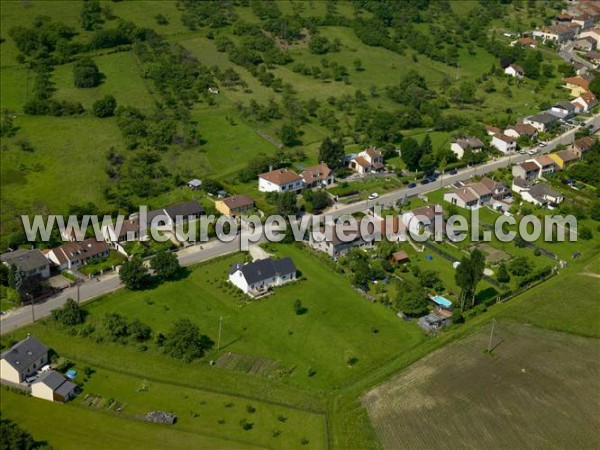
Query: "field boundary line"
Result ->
[[59, 354, 328, 415]]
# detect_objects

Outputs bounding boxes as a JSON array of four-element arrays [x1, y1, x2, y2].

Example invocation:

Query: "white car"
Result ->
[[527, 149, 537, 155], [368, 193, 379, 200], [538, 142, 548, 147]]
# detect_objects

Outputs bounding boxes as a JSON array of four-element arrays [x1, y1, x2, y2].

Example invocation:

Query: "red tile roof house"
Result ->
[[300, 163, 334, 188], [504, 123, 538, 139], [570, 136, 596, 157], [46, 238, 111, 271], [571, 91, 598, 112], [258, 168, 304, 193], [349, 148, 385, 174]]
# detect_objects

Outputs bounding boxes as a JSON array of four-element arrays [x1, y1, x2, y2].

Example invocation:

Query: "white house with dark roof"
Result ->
[[228, 257, 297, 295], [504, 64, 524, 78], [0, 336, 48, 384], [520, 183, 564, 207], [450, 137, 484, 160], [134, 200, 206, 235], [523, 113, 561, 132], [258, 168, 304, 193], [550, 101, 576, 119], [0, 249, 50, 280]]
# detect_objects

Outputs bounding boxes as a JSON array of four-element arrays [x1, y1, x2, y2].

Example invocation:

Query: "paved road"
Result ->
[[2, 113, 598, 334], [559, 41, 594, 70], [327, 113, 600, 218], [0, 229, 264, 335]]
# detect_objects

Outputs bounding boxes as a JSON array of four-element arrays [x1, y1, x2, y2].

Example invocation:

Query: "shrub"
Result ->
[[73, 57, 101, 88], [51, 298, 86, 326], [93, 95, 117, 118]]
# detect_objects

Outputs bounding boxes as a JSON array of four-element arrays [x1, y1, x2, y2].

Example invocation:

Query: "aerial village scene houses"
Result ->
[[1, 1, 600, 448]]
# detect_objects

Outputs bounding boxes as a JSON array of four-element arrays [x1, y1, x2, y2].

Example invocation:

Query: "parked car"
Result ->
[[407, 182, 417, 188], [527, 149, 537, 155], [538, 142, 547, 148], [420, 179, 430, 185], [448, 169, 458, 175], [368, 193, 379, 200], [426, 175, 437, 182]]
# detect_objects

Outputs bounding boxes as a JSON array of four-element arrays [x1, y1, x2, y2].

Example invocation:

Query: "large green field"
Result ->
[[2, 250, 599, 448]]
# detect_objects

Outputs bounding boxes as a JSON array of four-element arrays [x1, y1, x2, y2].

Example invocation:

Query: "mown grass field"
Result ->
[[0, 243, 426, 448], [1, 390, 264, 450], [44, 245, 425, 390], [363, 322, 600, 450]]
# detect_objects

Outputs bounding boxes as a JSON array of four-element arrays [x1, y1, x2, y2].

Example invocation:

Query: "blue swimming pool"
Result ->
[[431, 295, 452, 308]]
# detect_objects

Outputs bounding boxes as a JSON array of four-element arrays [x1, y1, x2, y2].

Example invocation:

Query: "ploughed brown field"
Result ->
[[363, 322, 600, 449]]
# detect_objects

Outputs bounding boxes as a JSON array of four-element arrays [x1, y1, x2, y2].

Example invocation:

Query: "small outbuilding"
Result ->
[[187, 179, 202, 190], [31, 370, 77, 403], [390, 251, 410, 264]]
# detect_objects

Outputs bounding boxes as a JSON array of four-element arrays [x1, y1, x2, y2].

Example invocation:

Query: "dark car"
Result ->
[[426, 175, 437, 182], [448, 169, 458, 175], [407, 182, 417, 188], [420, 179, 430, 185]]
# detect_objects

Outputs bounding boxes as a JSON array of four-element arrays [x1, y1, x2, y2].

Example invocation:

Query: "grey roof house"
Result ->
[[31, 370, 78, 402], [0, 335, 49, 384], [523, 112, 561, 132], [228, 257, 297, 296], [0, 249, 51, 279]]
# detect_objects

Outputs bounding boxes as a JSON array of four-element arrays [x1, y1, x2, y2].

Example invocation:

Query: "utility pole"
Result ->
[[487, 319, 496, 352], [76, 281, 81, 305], [28, 293, 35, 323], [217, 316, 223, 351]]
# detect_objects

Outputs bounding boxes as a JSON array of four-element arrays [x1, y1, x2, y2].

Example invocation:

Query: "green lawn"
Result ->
[[78, 245, 424, 390], [79, 250, 127, 276], [0, 116, 119, 217], [497, 254, 600, 338], [1, 389, 263, 450], [52, 52, 157, 113]]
